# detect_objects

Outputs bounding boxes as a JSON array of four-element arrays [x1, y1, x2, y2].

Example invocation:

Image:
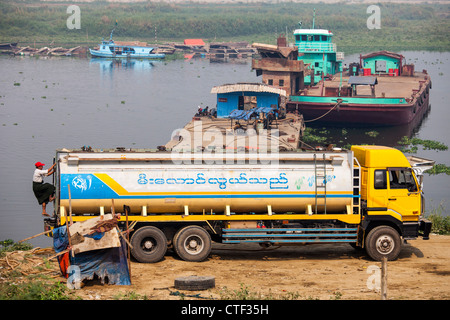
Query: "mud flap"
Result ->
[[419, 218, 432, 240]]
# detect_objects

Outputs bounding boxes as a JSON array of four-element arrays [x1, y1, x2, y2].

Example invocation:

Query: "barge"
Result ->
[[252, 18, 431, 126], [287, 51, 431, 126], [164, 83, 305, 152]]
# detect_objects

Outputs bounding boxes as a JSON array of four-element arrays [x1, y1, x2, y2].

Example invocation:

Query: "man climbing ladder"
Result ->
[[32, 161, 56, 216]]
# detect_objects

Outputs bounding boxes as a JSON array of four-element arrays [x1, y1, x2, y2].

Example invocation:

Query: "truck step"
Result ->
[[222, 228, 358, 244]]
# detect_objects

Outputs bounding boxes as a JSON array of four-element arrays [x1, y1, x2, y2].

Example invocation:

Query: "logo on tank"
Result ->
[[71, 175, 92, 192]]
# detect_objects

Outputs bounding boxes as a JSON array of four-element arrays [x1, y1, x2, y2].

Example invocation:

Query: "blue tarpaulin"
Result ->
[[227, 107, 274, 120], [53, 225, 131, 285]]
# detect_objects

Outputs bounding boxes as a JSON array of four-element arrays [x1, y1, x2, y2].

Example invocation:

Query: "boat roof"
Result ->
[[211, 83, 287, 97], [252, 43, 297, 59], [293, 29, 333, 36], [184, 39, 205, 46], [348, 76, 378, 86], [101, 40, 152, 49], [361, 50, 404, 61]]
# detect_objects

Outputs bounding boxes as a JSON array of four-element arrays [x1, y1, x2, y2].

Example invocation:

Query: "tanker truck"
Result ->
[[46, 145, 432, 262]]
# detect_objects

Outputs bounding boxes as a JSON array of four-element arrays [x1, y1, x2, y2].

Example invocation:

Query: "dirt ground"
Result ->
[[72, 234, 450, 301]]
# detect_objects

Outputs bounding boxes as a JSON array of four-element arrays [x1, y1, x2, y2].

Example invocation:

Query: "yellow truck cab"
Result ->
[[352, 146, 432, 260]]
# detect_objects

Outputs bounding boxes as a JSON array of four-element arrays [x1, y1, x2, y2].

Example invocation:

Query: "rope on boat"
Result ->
[[304, 99, 343, 123]]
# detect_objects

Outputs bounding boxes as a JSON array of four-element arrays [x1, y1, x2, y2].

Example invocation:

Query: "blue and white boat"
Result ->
[[89, 29, 165, 59]]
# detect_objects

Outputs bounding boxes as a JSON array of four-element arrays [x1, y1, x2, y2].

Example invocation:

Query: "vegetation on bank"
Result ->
[[0, 1, 449, 52], [0, 239, 75, 300], [425, 202, 450, 235]]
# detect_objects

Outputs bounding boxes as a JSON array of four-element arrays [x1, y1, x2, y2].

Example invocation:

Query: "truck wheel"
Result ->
[[173, 226, 212, 262], [131, 226, 167, 263], [174, 275, 215, 291], [365, 226, 401, 261]]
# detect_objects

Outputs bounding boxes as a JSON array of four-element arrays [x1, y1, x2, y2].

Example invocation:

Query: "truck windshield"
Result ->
[[388, 168, 417, 192]]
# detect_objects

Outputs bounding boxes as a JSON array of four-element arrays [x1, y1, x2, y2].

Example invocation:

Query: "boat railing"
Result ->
[[298, 43, 336, 52]]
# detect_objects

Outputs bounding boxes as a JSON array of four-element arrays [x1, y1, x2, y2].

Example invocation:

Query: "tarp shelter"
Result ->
[[53, 216, 131, 286], [211, 83, 287, 118], [227, 107, 274, 121], [348, 76, 378, 86], [184, 39, 205, 46], [347, 76, 378, 97]]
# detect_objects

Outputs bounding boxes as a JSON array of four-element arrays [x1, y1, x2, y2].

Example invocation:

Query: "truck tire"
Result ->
[[365, 226, 401, 261], [174, 275, 215, 291], [131, 226, 167, 263], [173, 226, 212, 262]]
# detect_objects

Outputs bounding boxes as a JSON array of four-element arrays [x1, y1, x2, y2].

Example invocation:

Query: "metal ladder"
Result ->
[[314, 153, 327, 214], [352, 158, 362, 215]]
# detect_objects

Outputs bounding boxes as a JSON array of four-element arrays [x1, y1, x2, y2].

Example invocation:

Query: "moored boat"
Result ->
[[89, 29, 165, 59], [287, 51, 432, 126], [251, 11, 432, 126]]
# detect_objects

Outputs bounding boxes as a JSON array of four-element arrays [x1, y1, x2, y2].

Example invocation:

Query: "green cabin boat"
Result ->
[[252, 11, 432, 126], [293, 13, 344, 85], [287, 12, 431, 126]]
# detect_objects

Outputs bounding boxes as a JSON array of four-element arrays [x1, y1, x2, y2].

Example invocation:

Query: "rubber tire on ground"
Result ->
[[173, 225, 212, 262], [365, 225, 401, 261], [130, 226, 167, 263], [174, 276, 215, 291]]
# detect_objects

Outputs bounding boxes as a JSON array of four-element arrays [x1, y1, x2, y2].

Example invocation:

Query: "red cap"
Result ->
[[35, 162, 45, 167]]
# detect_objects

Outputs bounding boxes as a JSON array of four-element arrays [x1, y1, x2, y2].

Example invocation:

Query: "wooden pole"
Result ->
[[18, 229, 53, 243], [67, 185, 73, 226], [125, 205, 131, 282], [381, 257, 387, 300], [115, 226, 133, 249], [67, 184, 74, 258]]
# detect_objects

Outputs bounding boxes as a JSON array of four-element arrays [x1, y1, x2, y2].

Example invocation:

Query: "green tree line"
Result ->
[[0, 1, 449, 51]]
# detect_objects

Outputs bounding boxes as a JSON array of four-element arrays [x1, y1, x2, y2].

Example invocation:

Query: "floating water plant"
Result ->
[[398, 136, 448, 152], [365, 130, 379, 138], [425, 164, 450, 175]]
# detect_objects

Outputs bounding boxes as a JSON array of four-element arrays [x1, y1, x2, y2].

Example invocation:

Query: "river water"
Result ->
[[0, 51, 448, 247]]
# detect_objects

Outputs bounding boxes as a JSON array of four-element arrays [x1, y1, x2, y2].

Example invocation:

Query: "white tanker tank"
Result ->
[[55, 148, 359, 216]]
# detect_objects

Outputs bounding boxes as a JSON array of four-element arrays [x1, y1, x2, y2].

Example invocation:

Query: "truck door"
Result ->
[[369, 169, 389, 209], [387, 168, 421, 222]]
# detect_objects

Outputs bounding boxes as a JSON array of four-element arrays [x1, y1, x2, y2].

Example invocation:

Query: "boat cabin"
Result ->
[[210, 83, 287, 118], [361, 51, 404, 76], [293, 28, 344, 85], [252, 37, 305, 96]]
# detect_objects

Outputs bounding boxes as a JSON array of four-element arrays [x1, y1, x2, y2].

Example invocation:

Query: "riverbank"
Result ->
[[1, 1, 449, 52], [1, 234, 449, 300]]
